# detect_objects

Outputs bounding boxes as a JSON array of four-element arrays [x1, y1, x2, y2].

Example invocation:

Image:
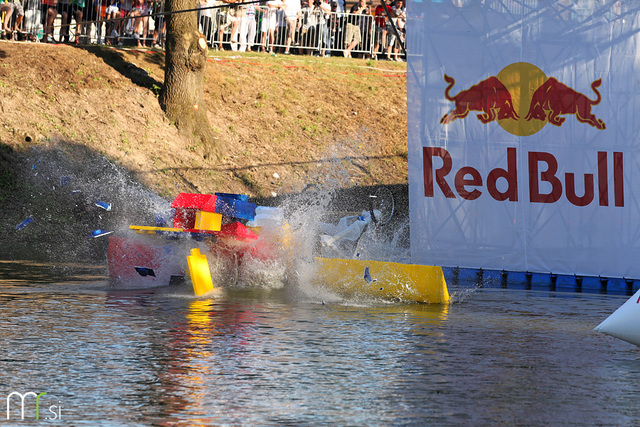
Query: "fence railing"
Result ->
[[1, 1, 405, 60]]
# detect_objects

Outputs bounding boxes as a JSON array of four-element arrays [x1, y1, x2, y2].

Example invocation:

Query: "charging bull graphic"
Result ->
[[440, 74, 519, 124], [524, 77, 606, 130], [441, 65, 606, 135]]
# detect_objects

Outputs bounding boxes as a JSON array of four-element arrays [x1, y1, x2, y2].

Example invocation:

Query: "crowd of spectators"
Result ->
[[198, 0, 406, 59], [0, 0, 406, 59], [211, 0, 405, 59]]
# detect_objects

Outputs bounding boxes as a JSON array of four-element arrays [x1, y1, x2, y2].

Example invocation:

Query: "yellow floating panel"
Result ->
[[187, 248, 215, 296], [314, 257, 449, 304], [129, 225, 186, 234], [194, 211, 222, 232]]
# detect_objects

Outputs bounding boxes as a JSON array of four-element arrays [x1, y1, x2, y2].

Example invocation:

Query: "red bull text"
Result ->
[[423, 147, 624, 207]]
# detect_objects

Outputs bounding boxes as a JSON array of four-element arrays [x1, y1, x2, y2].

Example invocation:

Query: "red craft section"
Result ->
[[108, 192, 271, 289]]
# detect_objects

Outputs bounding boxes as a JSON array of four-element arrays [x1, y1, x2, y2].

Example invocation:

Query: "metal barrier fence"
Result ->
[[1, 1, 405, 60], [200, 6, 406, 59]]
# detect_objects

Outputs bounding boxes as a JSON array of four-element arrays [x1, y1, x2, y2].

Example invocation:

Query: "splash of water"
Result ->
[[6, 138, 417, 304], [255, 143, 413, 304], [1, 141, 169, 263]]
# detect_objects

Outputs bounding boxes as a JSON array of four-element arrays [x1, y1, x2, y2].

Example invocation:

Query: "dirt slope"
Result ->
[[0, 41, 408, 198]]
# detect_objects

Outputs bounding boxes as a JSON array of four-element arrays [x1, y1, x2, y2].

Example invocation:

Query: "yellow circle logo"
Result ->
[[496, 62, 547, 136]]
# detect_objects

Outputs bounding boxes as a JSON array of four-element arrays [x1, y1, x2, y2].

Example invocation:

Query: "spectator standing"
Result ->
[[276, 2, 286, 46], [227, 0, 240, 51], [383, 0, 396, 60], [41, 0, 56, 42], [393, 0, 405, 60], [199, 0, 214, 46], [260, 0, 281, 53], [299, 0, 315, 54], [238, 2, 256, 52], [150, 0, 165, 46], [215, 0, 230, 50], [372, 0, 389, 59], [55, 0, 71, 42], [82, 0, 101, 44], [105, 0, 120, 44], [119, 0, 132, 36], [257, 2, 267, 51], [129, 0, 148, 46], [1, 0, 25, 39], [326, 1, 341, 56], [70, 0, 84, 43], [21, 0, 39, 37], [282, 0, 300, 54], [344, 0, 368, 58], [230, 0, 244, 51], [384, 0, 404, 60], [315, 0, 330, 56], [359, 0, 373, 58]]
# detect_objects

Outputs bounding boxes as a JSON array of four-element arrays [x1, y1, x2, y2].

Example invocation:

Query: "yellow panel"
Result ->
[[194, 211, 223, 232], [314, 257, 449, 304], [247, 226, 262, 235], [187, 248, 215, 296], [130, 225, 186, 234]]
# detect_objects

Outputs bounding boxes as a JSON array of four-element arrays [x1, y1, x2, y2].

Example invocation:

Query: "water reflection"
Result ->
[[1, 267, 640, 424], [115, 295, 454, 426], [153, 299, 262, 426], [0, 259, 106, 285]]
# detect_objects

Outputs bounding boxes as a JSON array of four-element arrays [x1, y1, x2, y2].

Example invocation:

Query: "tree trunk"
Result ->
[[159, 0, 222, 159]]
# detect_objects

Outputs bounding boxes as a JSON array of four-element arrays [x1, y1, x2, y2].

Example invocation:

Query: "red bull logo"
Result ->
[[441, 62, 606, 136], [426, 63, 621, 207], [524, 77, 605, 130], [440, 75, 519, 125]]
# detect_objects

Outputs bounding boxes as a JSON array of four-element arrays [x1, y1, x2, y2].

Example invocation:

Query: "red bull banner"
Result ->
[[407, 0, 640, 278]]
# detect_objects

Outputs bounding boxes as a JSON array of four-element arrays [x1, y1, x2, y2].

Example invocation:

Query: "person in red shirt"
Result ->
[[372, 1, 390, 59]]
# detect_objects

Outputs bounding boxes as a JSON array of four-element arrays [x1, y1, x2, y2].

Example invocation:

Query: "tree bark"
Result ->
[[159, 0, 222, 159]]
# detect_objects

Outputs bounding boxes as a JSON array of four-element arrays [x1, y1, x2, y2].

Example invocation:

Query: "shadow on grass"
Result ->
[[79, 45, 164, 95], [0, 140, 161, 263]]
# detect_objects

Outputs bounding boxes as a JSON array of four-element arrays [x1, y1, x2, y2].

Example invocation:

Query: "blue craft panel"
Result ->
[[215, 196, 256, 221], [215, 192, 250, 202]]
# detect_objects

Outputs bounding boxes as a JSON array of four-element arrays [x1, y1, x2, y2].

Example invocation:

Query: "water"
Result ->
[[1, 260, 639, 426]]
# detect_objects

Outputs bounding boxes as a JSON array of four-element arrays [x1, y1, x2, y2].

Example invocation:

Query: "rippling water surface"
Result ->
[[0, 260, 639, 426]]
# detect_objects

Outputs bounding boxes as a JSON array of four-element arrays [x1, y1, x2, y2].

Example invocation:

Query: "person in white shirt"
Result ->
[[239, 3, 257, 52], [199, 0, 214, 46], [282, 0, 300, 54], [229, 0, 242, 51], [260, 0, 282, 53]]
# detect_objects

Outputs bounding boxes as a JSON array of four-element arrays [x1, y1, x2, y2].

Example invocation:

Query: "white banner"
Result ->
[[407, 0, 640, 278]]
